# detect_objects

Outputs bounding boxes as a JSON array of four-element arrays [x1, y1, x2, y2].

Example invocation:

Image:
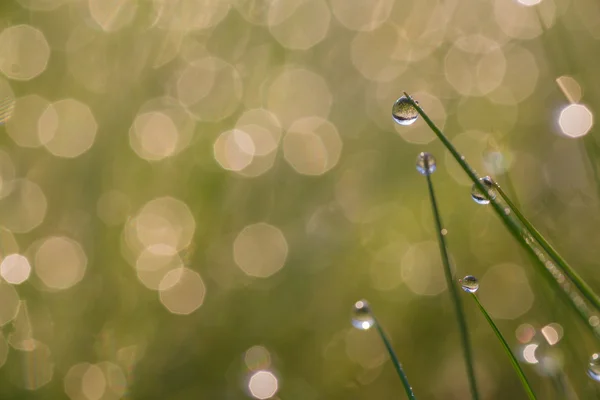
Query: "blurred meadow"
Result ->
[[0, 0, 599, 398]]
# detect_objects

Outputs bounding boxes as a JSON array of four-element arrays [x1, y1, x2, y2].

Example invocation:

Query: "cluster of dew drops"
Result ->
[[349, 95, 600, 383], [392, 96, 498, 204]]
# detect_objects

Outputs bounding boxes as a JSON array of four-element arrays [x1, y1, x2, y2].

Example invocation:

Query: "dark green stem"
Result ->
[[404, 92, 600, 338], [470, 294, 537, 400], [372, 316, 417, 400], [494, 184, 600, 313], [424, 169, 480, 400]]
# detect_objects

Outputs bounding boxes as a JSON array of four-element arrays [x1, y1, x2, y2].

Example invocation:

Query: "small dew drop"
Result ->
[[460, 275, 479, 293], [416, 152, 436, 176], [351, 299, 374, 330], [471, 176, 497, 205], [441, 228, 448, 236], [588, 353, 600, 382], [392, 96, 418, 126], [504, 207, 511, 215]]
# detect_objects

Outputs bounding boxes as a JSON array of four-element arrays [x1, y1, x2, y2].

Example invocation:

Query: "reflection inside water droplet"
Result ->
[[351, 299, 374, 330], [588, 353, 600, 382], [460, 275, 479, 293], [416, 152, 436, 176], [391, 96, 418, 126], [471, 176, 497, 205]]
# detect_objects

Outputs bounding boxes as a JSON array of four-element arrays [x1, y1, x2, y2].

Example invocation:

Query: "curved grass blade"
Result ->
[[372, 316, 418, 400], [468, 292, 537, 400], [403, 92, 600, 338], [423, 161, 480, 400], [493, 183, 600, 313], [354, 301, 417, 399]]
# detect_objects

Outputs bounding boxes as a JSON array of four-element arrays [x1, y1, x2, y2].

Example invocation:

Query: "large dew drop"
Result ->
[[460, 275, 479, 293], [351, 299, 374, 330], [471, 176, 497, 205], [392, 96, 418, 126], [588, 353, 600, 381], [416, 152, 436, 176]]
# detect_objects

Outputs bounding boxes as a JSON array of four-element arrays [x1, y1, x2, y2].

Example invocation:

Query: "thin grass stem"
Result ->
[[423, 164, 480, 400], [469, 293, 537, 400], [404, 92, 600, 338], [494, 183, 600, 313], [371, 316, 417, 400]]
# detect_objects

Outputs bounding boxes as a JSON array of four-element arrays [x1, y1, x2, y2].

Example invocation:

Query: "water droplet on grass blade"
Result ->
[[471, 176, 497, 205], [352, 299, 374, 330], [416, 152, 436, 176], [588, 353, 600, 381], [392, 96, 418, 126], [460, 275, 479, 293]]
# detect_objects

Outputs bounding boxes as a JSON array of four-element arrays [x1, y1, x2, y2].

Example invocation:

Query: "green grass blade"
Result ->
[[403, 92, 600, 338], [371, 316, 418, 400], [494, 183, 600, 313], [469, 293, 538, 400], [424, 170, 480, 400]]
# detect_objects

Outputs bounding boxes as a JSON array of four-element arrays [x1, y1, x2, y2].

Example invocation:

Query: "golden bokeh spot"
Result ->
[[129, 111, 180, 161], [154, 0, 231, 31], [81, 364, 106, 400], [267, 67, 332, 128], [6, 94, 50, 147], [0, 179, 47, 233], [134, 196, 196, 252], [214, 129, 256, 172], [444, 35, 506, 97], [268, 0, 330, 50], [88, 0, 138, 32], [556, 75, 582, 104], [245, 345, 272, 371], [175, 56, 242, 121], [14, 341, 54, 390], [64, 362, 127, 400], [330, 0, 394, 31], [283, 117, 342, 176], [233, 223, 288, 278], [248, 370, 279, 400], [558, 104, 593, 138], [479, 263, 534, 319], [158, 267, 206, 315], [0, 24, 50, 81], [0, 254, 31, 285], [401, 241, 447, 296], [34, 236, 88, 290], [351, 23, 406, 82], [38, 99, 98, 158], [136, 245, 184, 290]]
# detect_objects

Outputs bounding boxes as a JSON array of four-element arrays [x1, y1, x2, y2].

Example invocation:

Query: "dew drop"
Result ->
[[392, 96, 418, 126], [460, 275, 479, 293], [471, 176, 497, 205], [588, 353, 600, 382], [351, 299, 374, 330], [416, 152, 436, 176]]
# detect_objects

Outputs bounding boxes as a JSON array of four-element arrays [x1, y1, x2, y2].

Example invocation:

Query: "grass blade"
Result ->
[[353, 300, 417, 399], [422, 158, 480, 400], [403, 92, 600, 338], [373, 317, 418, 400], [493, 183, 600, 313], [468, 290, 538, 400]]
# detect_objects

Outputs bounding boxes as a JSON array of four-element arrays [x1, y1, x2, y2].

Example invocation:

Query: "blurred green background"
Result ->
[[0, 0, 599, 398]]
